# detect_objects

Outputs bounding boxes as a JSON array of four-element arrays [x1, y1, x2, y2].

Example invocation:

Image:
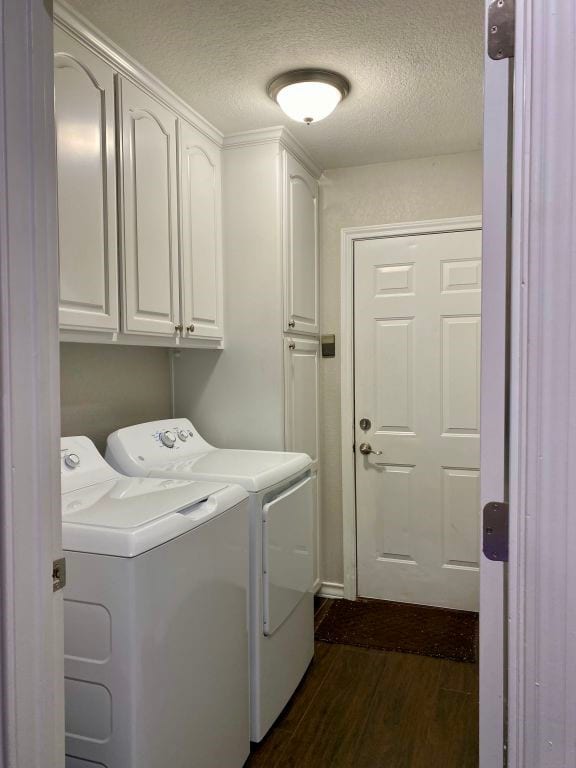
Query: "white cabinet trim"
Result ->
[[223, 126, 322, 179]]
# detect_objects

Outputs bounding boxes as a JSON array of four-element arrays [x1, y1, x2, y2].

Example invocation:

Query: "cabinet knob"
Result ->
[[174, 324, 183, 333], [288, 320, 296, 328], [288, 342, 296, 350], [186, 324, 195, 333]]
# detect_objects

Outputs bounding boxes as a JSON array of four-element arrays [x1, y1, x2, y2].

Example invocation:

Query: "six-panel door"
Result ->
[[118, 78, 180, 336], [354, 230, 482, 611], [284, 153, 319, 335], [54, 28, 119, 331], [178, 120, 223, 340]]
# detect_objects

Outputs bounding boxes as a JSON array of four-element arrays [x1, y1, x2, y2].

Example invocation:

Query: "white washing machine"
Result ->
[[61, 436, 250, 768], [106, 418, 315, 742]]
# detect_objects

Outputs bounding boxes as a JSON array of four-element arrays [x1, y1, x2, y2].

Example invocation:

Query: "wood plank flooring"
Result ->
[[245, 599, 478, 768]]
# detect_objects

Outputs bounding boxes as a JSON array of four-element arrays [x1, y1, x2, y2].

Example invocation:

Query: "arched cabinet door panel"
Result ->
[[54, 28, 119, 331], [284, 153, 319, 335], [118, 77, 180, 336], [178, 120, 223, 340]]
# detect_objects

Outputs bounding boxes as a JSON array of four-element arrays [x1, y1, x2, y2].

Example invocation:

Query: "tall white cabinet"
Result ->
[[173, 128, 322, 589]]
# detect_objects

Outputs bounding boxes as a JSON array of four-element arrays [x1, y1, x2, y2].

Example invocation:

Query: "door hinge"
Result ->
[[482, 502, 509, 562], [53, 557, 67, 592], [488, 0, 515, 60]]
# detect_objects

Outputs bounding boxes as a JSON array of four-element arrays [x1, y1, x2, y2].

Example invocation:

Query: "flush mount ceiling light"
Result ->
[[267, 69, 350, 125]]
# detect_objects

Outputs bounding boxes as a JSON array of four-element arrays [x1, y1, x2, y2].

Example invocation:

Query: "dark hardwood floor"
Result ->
[[245, 599, 478, 768]]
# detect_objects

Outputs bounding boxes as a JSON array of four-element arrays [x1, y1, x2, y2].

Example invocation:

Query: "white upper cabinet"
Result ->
[[284, 336, 320, 463], [118, 77, 180, 336], [54, 28, 119, 331], [284, 152, 319, 335], [178, 120, 223, 340]]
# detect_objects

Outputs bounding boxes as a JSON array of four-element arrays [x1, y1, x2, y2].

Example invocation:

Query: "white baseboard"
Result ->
[[317, 581, 345, 599]]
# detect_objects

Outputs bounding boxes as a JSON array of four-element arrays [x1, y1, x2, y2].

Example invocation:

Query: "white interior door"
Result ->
[[354, 228, 482, 610]]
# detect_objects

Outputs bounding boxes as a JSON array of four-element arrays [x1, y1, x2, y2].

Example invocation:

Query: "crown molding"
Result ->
[[223, 126, 323, 178], [53, 1, 223, 147]]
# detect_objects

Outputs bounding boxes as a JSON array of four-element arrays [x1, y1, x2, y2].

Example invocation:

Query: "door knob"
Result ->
[[358, 442, 382, 456]]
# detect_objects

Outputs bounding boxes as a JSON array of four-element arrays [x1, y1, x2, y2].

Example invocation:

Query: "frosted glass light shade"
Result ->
[[276, 81, 342, 124], [268, 69, 350, 124]]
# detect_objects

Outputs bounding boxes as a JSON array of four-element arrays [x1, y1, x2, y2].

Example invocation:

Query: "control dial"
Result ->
[[160, 430, 176, 448], [177, 429, 189, 442], [64, 453, 80, 469]]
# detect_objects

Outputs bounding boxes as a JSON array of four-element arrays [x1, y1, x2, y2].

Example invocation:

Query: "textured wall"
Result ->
[[60, 343, 172, 451], [319, 150, 483, 585]]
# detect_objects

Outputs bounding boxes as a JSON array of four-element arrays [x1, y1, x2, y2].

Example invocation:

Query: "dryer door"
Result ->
[[262, 476, 313, 636]]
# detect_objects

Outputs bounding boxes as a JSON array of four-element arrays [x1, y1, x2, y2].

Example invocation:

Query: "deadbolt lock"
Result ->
[[359, 418, 371, 431]]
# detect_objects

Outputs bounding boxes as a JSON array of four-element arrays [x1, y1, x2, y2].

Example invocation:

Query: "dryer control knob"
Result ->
[[160, 430, 176, 448], [177, 429, 188, 442], [64, 453, 80, 469]]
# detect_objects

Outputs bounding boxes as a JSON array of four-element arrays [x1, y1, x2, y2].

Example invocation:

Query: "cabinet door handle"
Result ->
[[288, 320, 296, 328], [186, 324, 195, 333], [175, 324, 183, 333]]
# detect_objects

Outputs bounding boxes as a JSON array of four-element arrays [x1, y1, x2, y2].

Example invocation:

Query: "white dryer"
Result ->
[[61, 436, 250, 768], [106, 419, 315, 742]]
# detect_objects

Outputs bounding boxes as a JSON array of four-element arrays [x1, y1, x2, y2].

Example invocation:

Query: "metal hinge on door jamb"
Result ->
[[53, 557, 66, 592], [488, 0, 515, 60], [482, 502, 509, 562]]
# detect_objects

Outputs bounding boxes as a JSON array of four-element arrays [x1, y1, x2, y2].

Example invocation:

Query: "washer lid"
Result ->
[[62, 476, 242, 557], [148, 449, 312, 492]]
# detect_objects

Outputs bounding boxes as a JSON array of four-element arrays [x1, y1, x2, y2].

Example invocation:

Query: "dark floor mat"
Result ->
[[315, 597, 478, 663]]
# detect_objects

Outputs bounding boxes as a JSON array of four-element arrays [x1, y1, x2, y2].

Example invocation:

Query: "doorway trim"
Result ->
[[340, 215, 482, 601]]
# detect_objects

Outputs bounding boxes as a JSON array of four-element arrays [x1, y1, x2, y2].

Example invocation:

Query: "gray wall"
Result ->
[[319, 150, 483, 585], [60, 343, 172, 451]]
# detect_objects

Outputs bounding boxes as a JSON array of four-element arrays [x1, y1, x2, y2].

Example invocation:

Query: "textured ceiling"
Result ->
[[65, 0, 484, 169]]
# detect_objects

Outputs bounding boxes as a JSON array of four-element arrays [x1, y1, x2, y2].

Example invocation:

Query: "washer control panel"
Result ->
[[61, 436, 118, 494], [107, 419, 214, 473]]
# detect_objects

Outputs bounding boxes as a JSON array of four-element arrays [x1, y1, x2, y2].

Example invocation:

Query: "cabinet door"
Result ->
[[54, 28, 118, 331], [285, 336, 321, 590], [118, 78, 180, 336], [284, 153, 319, 335], [178, 120, 223, 340], [284, 337, 319, 463]]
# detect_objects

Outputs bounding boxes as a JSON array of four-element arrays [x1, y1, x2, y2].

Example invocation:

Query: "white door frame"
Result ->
[[0, 0, 64, 766], [340, 216, 482, 602], [507, 0, 576, 764]]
